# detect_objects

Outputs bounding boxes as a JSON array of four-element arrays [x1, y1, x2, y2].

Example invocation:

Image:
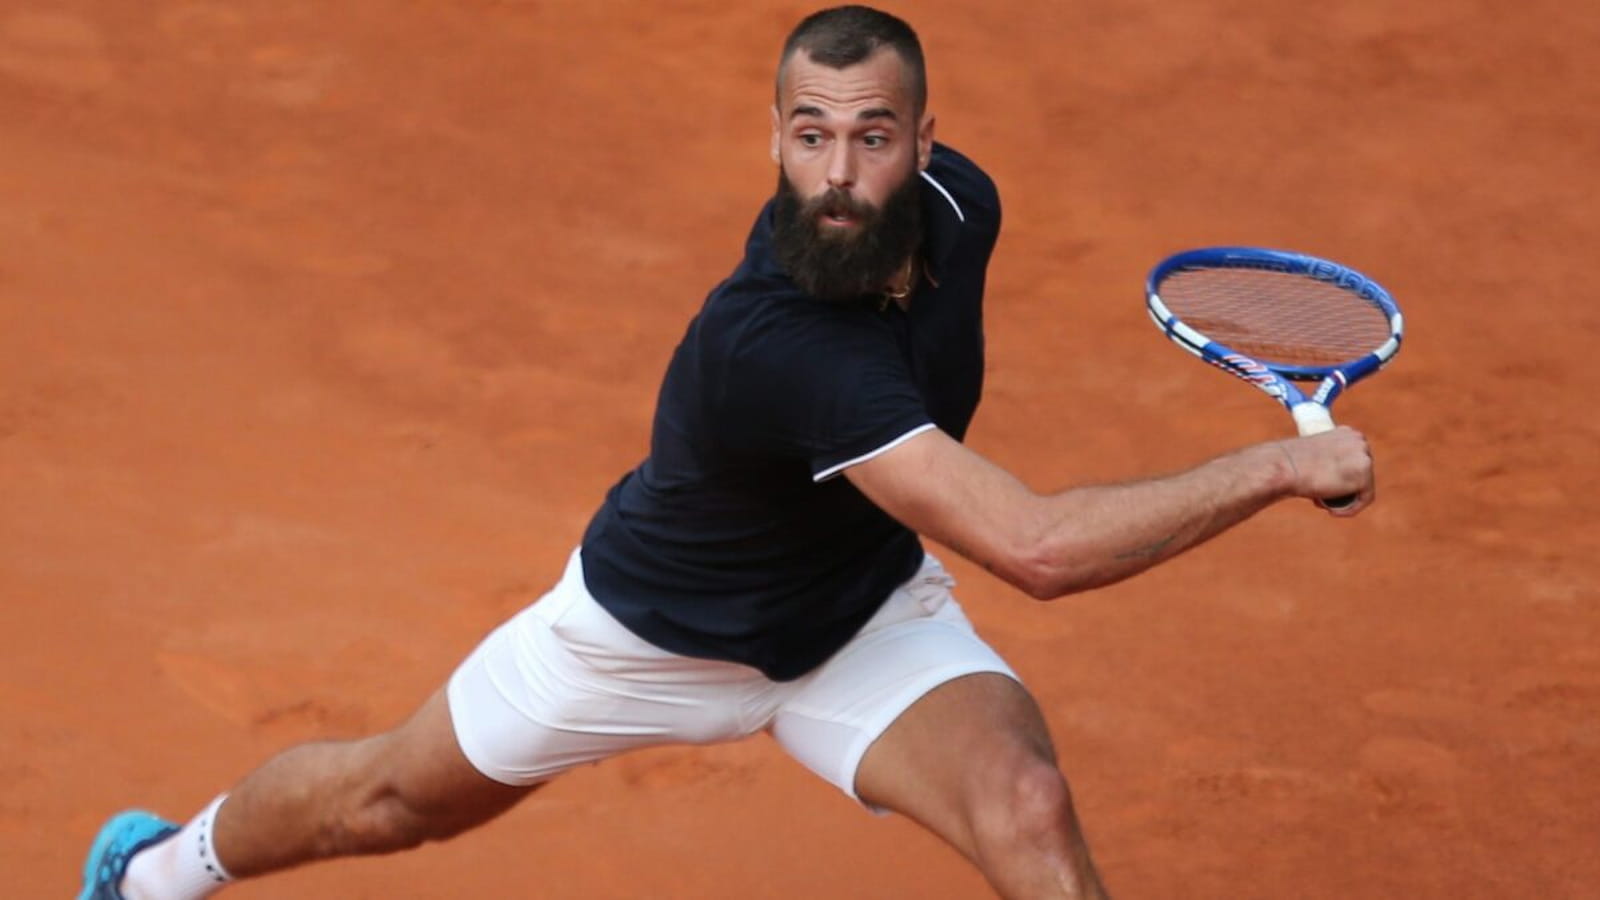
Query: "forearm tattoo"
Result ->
[[1114, 533, 1176, 561]]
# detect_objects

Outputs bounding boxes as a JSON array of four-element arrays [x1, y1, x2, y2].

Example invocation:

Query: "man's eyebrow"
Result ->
[[787, 105, 900, 123]]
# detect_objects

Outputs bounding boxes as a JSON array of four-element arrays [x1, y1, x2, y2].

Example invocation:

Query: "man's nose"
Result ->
[[825, 142, 856, 189]]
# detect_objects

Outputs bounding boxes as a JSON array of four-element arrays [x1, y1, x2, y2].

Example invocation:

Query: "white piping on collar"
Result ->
[[919, 170, 965, 223]]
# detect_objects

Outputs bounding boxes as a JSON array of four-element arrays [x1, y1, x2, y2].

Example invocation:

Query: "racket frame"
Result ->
[[1145, 246, 1404, 435]]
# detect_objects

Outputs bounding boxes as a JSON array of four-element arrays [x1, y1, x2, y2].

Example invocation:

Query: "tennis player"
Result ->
[[80, 6, 1375, 899]]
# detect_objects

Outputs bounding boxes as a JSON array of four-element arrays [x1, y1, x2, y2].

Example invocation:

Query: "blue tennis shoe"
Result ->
[[79, 810, 179, 900]]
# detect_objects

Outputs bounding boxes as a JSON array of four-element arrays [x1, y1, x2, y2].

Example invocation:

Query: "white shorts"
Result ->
[[447, 549, 1018, 806]]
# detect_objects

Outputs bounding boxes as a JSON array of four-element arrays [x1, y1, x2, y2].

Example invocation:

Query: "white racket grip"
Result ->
[[1291, 402, 1336, 436]]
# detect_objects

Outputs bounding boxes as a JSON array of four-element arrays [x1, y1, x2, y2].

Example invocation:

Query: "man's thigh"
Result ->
[[851, 672, 1055, 843], [769, 555, 1021, 807]]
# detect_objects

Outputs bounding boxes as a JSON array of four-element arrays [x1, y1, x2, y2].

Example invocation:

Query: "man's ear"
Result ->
[[917, 114, 936, 170], [770, 105, 782, 164]]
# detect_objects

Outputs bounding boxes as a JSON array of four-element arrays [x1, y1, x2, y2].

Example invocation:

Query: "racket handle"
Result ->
[[1290, 403, 1358, 509]]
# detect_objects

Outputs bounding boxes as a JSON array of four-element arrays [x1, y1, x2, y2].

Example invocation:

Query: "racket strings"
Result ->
[[1158, 268, 1392, 367]]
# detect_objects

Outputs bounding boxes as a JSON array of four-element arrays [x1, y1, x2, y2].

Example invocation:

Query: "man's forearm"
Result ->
[[1021, 443, 1296, 598]]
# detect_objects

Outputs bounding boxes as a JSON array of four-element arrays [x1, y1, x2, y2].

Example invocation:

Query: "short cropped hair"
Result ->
[[777, 6, 927, 117]]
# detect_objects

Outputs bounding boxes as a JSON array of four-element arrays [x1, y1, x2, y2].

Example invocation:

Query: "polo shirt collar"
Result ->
[[916, 159, 966, 284]]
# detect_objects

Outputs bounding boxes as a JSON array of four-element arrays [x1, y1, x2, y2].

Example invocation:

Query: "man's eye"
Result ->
[[863, 135, 888, 149], [798, 133, 823, 148]]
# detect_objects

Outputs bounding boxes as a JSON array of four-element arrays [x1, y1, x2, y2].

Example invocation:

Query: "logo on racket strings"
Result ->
[[1306, 260, 1385, 302]]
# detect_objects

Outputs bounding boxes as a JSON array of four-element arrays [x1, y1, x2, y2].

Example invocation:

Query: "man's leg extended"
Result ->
[[854, 673, 1108, 900], [215, 686, 531, 877], [105, 546, 779, 897], [116, 687, 532, 898]]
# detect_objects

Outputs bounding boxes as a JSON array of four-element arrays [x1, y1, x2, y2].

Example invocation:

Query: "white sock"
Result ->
[[122, 794, 233, 900]]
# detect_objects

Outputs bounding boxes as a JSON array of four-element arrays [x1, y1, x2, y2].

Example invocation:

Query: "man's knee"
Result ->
[[969, 753, 1078, 851]]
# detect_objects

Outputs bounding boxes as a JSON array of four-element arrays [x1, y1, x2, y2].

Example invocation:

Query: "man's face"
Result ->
[[770, 47, 936, 303]]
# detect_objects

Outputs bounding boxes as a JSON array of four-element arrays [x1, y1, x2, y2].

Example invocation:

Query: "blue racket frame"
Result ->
[[1145, 246, 1404, 420]]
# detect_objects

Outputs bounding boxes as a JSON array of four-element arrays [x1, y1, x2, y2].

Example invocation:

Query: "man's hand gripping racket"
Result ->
[[1145, 247, 1404, 512]]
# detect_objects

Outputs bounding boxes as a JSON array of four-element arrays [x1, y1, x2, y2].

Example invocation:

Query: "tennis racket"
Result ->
[[1145, 246, 1403, 508]]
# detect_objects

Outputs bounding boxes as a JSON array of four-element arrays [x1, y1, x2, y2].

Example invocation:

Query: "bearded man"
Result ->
[[81, 7, 1375, 899]]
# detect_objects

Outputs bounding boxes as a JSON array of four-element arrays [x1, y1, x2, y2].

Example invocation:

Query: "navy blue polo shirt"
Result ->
[[579, 143, 1001, 681]]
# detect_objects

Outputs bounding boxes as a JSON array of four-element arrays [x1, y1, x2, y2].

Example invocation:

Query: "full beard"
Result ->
[[771, 162, 924, 306]]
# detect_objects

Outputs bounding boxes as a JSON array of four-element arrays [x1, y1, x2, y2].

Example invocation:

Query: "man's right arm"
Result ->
[[844, 427, 1374, 600]]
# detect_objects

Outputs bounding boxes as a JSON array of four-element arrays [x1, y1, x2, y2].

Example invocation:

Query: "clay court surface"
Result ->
[[3, 1, 1597, 896]]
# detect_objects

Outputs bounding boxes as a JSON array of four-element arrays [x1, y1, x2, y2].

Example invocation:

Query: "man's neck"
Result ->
[[883, 257, 917, 311]]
